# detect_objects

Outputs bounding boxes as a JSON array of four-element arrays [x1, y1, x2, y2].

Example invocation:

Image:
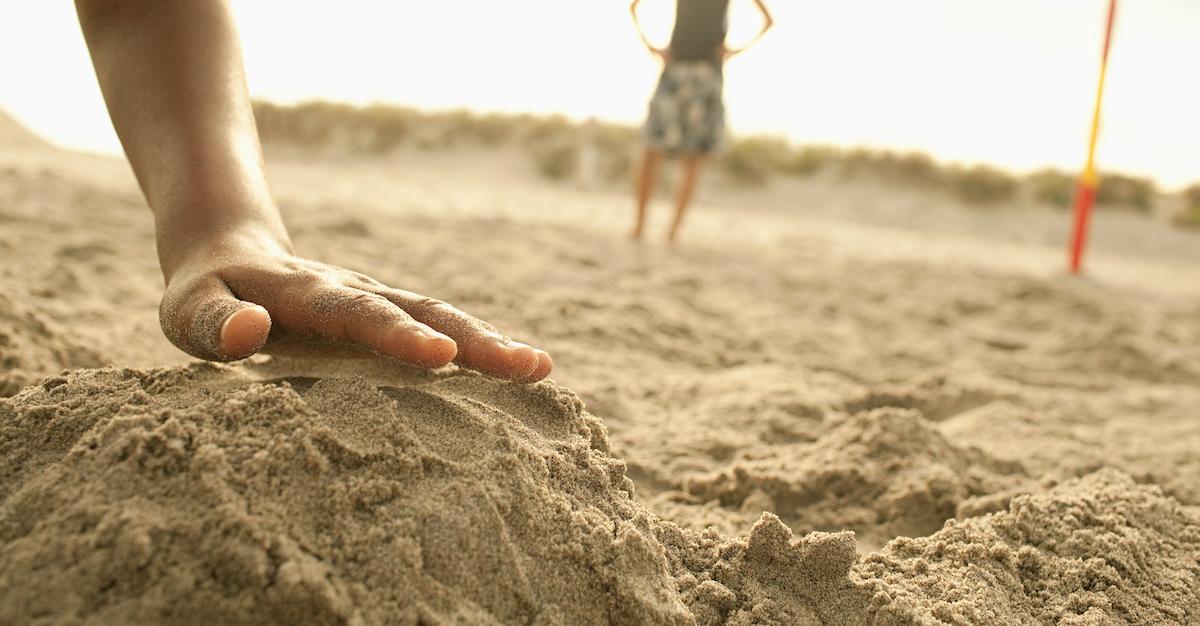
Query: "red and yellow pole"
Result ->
[[1068, 0, 1118, 274]]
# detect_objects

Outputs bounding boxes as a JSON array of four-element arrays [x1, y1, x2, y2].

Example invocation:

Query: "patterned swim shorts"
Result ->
[[643, 61, 725, 155]]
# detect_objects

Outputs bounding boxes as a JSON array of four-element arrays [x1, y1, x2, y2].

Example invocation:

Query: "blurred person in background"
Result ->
[[629, 0, 774, 244]]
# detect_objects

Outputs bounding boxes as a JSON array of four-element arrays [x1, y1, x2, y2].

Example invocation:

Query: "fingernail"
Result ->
[[506, 341, 536, 354], [219, 304, 266, 335], [508, 342, 542, 372], [420, 328, 454, 343], [217, 305, 270, 360]]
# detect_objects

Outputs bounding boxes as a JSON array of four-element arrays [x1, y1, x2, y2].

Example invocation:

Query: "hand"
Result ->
[[158, 230, 553, 383], [651, 46, 672, 64], [75, 0, 551, 385], [720, 44, 742, 61]]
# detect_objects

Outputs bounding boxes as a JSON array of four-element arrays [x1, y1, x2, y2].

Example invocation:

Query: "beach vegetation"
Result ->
[[250, 100, 1183, 224]]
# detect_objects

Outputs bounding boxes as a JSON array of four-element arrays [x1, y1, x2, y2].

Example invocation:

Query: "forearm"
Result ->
[[741, 26, 771, 52], [76, 0, 289, 276], [629, 0, 655, 51], [729, 0, 774, 56]]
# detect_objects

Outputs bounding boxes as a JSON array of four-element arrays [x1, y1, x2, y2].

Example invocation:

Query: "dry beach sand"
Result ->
[[1, 111, 1199, 624]]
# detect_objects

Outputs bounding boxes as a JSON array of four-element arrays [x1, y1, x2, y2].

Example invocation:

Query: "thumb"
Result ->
[[160, 275, 272, 362]]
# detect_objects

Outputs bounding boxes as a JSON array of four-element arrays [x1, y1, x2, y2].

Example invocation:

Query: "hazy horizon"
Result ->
[[2, 0, 1198, 188]]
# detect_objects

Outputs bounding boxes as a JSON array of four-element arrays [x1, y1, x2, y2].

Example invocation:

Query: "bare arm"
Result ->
[[630, 0, 670, 63], [74, 0, 552, 382], [76, 0, 285, 273], [724, 0, 775, 59]]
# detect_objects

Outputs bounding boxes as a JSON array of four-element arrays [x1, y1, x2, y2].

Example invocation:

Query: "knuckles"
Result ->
[[341, 291, 394, 310]]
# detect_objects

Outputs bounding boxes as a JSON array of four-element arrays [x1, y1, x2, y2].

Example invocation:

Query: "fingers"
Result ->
[[273, 286, 458, 369], [378, 289, 553, 383], [160, 276, 271, 361], [513, 348, 554, 384], [163, 264, 549, 382]]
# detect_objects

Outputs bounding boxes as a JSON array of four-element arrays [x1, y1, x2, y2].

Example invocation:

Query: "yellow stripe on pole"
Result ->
[[1082, 33, 1112, 184]]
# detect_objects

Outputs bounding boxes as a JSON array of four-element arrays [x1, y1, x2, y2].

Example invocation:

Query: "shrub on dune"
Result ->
[[470, 112, 517, 146], [718, 137, 780, 186], [886, 151, 944, 188], [521, 114, 576, 147], [781, 145, 835, 177], [359, 104, 416, 153], [528, 137, 579, 181], [836, 149, 944, 189], [591, 123, 639, 182], [838, 147, 877, 179], [1027, 168, 1074, 209], [947, 165, 1018, 206], [1171, 183, 1200, 230], [1096, 173, 1156, 213]]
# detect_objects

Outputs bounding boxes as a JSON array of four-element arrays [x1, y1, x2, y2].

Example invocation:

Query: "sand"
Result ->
[[2, 112, 1199, 624]]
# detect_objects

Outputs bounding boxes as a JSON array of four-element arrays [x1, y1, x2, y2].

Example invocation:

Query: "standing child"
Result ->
[[629, 0, 774, 244]]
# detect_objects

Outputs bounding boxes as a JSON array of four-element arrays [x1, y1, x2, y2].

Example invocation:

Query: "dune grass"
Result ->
[[1173, 184, 1200, 230], [1028, 169, 1075, 209], [251, 100, 1185, 219]]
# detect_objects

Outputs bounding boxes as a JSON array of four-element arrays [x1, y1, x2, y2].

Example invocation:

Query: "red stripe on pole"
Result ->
[[1069, 182, 1097, 273], [1101, 0, 1117, 60]]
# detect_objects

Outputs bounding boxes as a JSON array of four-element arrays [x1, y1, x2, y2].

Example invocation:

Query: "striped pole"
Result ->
[[1068, 0, 1118, 274]]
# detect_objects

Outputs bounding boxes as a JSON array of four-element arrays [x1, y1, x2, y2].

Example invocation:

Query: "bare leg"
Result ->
[[667, 154, 705, 245], [631, 148, 663, 240]]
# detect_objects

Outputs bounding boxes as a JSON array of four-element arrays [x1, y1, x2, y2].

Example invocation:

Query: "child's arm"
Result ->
[[630, 0, 670, 63], [74, 0, 552, 383], [723, 0, 775, 60]]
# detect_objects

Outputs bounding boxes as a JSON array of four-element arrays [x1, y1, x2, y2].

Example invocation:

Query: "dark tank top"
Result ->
[[668, 0, 730, 63]]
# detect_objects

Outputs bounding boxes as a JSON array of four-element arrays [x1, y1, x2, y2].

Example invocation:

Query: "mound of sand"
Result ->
[[861, 470, 1200, 624], [2, 364, 1197, 624], [0, 364, 674, 624], [0, 363, 865, 624], [0, 291, 104, 396], [683, 408, 1028, 546]]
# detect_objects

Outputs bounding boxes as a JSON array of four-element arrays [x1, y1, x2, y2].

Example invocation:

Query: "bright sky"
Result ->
[[2, 1, 1198, 188]]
